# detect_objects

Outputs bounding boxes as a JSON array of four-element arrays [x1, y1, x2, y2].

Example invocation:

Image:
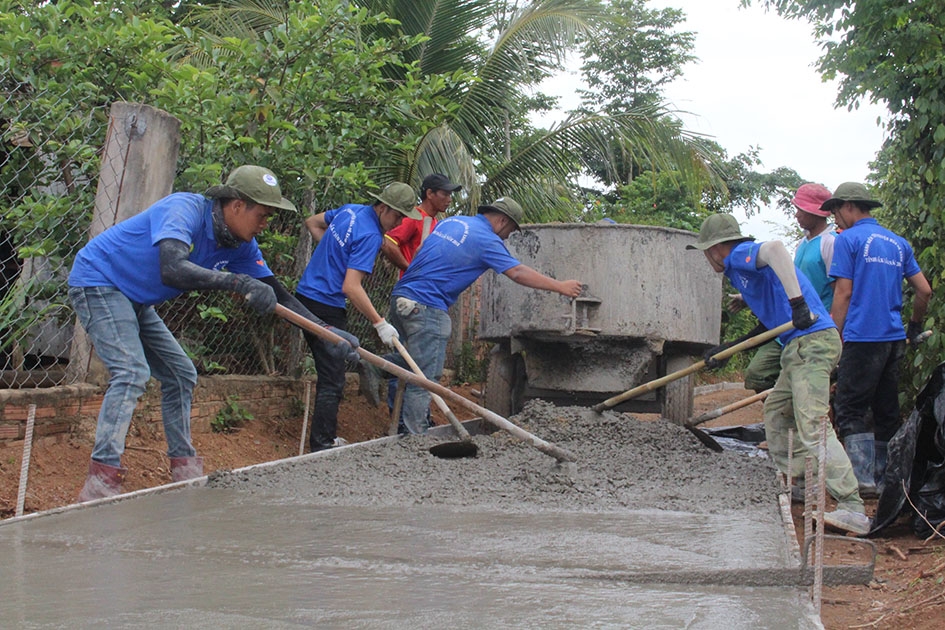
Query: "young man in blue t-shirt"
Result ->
[[825, 182, 932, 496], [371, 198, 582, 435], [68, 165, 359, 501], [689, 213, 870, 535], [296, 182, 421, 452]]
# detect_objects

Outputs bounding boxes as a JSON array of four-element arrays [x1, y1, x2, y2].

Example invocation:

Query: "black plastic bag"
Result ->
[[870, 362, 945, 537]]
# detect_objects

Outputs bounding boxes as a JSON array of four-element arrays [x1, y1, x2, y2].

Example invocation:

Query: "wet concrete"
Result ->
[[0, 402, 821, 628]]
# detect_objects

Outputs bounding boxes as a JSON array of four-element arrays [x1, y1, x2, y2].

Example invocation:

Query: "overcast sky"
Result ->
[[537, 0, 888, 242]]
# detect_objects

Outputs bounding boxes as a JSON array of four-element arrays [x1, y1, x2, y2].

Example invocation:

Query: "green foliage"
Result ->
[[340, 0, 718, 221], [582, 145, 806, 231], [1, 0, 456, 375], [750, 0, 944, 405], [579, 0, 695, 114], [212, 395, 253, 433], [454, 340, 490, 384], [197, 304, 228, 323], [702, 145, 805, 217], [2, 0, 451, 239], [583, 170, 707, 231], [574, 0, 704, 191]]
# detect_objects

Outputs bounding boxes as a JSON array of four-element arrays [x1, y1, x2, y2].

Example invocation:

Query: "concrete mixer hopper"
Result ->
[[478, 223, 722, 423]]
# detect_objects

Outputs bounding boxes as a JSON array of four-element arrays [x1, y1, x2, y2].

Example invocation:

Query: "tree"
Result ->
[[748, 0, 944, 395], [0, 0, 453, 374], [579, 0, 695, 114], [586, 143, 804, 231], [349, 0, 716, 220], [189, 1, 719, 220]]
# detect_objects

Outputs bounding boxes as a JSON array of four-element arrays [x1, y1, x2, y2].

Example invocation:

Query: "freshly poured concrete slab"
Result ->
[[1, 487, 819, 629], [1, 404, 824, 627]]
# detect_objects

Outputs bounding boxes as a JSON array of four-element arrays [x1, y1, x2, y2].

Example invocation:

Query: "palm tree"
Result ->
[[355, 0, 718, 219]]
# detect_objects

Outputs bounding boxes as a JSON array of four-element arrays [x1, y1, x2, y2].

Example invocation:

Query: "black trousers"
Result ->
[[833, 340, 905, 443], [295, 293, 347, 450]]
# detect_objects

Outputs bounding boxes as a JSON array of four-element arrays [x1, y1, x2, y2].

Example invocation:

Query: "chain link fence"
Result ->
[[1, 74, 485, 390], [1, 73, 102, 387]]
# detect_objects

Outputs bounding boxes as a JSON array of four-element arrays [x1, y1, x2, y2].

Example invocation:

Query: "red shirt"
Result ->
[[384, 207, 436, 277]]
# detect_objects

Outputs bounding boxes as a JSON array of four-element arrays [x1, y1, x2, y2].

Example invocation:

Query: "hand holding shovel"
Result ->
[[273, 305, 576, 463]]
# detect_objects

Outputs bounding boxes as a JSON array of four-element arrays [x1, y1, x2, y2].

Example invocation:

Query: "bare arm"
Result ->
[[907, 271, 932, 323], [380, 235, 409, 271], [305, 212, 328, 242], [342, 268, 384, 324], [830, 277, 853, 337], [503, 264, 583, 298]]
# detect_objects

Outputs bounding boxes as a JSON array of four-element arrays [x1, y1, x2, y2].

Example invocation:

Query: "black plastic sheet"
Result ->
[[702, 423, 769, 457], [870, 362, 945, 537]]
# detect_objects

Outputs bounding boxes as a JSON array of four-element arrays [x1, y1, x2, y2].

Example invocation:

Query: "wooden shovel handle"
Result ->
[[274, 304, 576, 462], [391, 337, 472, 441], [592, 321, 794, 413]]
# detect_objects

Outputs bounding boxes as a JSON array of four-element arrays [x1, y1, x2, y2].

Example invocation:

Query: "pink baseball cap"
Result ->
[[792, 183, 833, 217]]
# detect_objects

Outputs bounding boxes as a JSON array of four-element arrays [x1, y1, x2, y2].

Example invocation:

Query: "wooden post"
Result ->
[[66, 103, 181, 384], [448, 292, 465, 369]]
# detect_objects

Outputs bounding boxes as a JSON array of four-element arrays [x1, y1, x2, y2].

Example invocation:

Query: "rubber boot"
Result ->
[[874, 441, 889, 493], [170, 456, 205, 482], [77, 460, 127, 502], [844, 433, 877, 499]]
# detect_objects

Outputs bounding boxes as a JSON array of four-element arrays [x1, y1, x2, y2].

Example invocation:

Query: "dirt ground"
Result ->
[[1, 380, 943, 629]]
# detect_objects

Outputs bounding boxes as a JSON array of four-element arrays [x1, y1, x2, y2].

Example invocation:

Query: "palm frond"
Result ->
[[483, 107, 719, 222], [186, 0, 288, 35], [358, 0, 497, 76], [172, 0, 291, 67], [372, 124, 482, 212], [454, 0, 600, 147]]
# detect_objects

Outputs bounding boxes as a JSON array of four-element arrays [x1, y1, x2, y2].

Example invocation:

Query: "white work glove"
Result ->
[[373, 319, 400, 347]]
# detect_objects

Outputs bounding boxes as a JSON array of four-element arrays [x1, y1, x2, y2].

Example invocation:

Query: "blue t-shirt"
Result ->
[[68, 193, 272, 305], [296, 204, 383, 308], [794, 230, 836, 311], [393, 214, 520, 311], [725, 240, 835, 345], [829, 217, 921, 342]]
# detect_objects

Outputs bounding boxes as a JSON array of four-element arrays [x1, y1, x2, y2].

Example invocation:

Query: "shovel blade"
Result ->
[[685, 425, 724, 452], [429, 441, 479, 459]]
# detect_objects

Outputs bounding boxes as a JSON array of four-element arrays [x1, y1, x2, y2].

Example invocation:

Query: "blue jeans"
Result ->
[[69, 286, 198, 467], [386, 298, 451, 435]]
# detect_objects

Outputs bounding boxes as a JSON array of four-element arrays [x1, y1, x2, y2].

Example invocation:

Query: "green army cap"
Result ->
[[205, 165, 297, 212], [686, 213, 754, 250], [478, 197, 524, 229], [820, 182, 883, 213], [368, 182, 422, 220]]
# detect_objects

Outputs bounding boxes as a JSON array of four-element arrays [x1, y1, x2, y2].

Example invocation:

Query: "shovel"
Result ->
[[592, 321, 794, 414], [390, 337, 478, 459], [681, 386, 772, 452], [274, 305, 576, 463], [687, 388, 772, 428]]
